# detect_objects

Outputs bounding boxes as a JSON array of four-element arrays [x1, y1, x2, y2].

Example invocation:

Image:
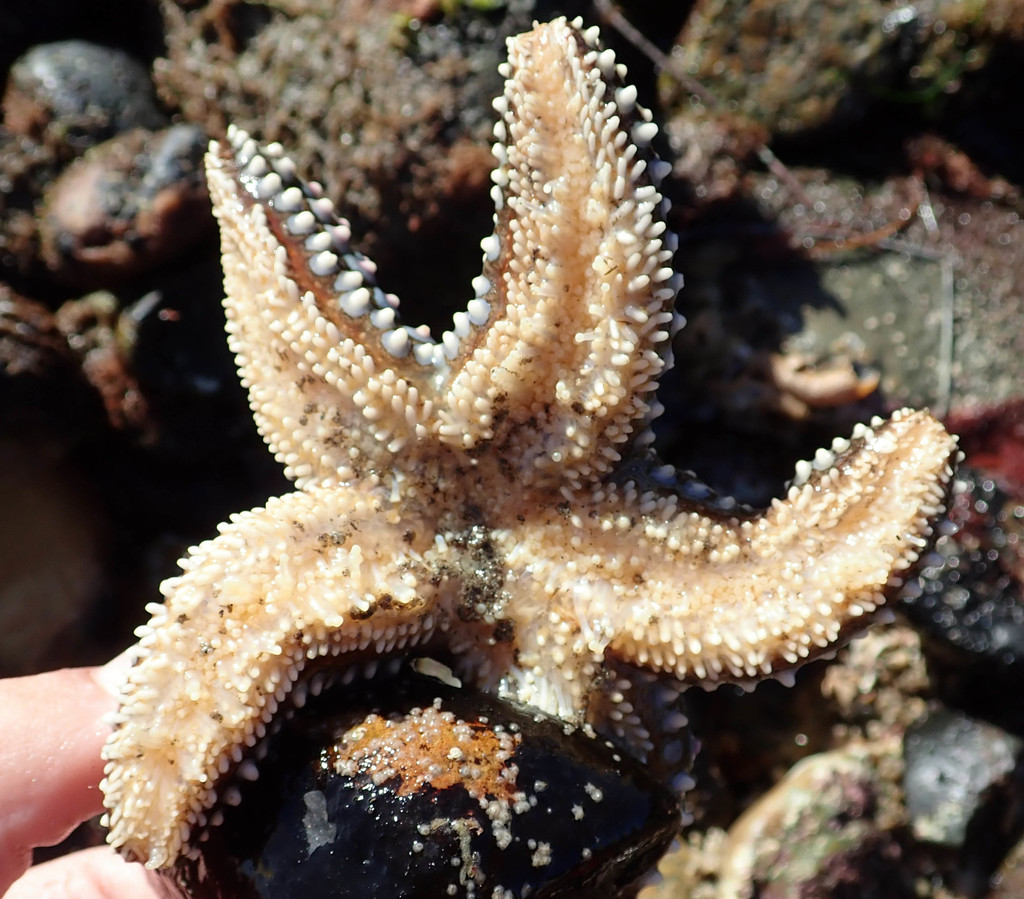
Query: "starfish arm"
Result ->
[[205, 134, 435, 487], [438, 18, 682, 488], [101, 486, 448, 868], [507, 409, 957, 687]]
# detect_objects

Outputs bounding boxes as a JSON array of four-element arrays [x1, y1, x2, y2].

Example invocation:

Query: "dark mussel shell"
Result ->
[[161, 663, 681, 899]]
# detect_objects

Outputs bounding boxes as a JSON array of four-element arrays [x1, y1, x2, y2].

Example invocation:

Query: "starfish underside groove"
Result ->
[[101, 17, 958, 872]]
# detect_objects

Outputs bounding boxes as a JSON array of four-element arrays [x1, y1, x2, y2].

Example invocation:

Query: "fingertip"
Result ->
[[0, 667, 119, 888], [4, 846, 162, 899]]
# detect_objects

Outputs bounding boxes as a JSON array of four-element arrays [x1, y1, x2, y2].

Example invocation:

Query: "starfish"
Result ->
[[101, 16, 957, 872]]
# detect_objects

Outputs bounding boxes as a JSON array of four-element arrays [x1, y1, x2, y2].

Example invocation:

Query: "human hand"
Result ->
[[0, 662, 160, 898]]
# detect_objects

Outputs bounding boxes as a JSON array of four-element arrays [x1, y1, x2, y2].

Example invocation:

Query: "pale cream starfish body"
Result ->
[[101, 17, 958, 872]]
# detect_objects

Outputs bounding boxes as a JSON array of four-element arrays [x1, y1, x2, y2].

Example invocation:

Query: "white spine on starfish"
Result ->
[[438, 18, 682, 489]]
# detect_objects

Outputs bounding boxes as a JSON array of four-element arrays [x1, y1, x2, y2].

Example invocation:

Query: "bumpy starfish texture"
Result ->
[[101, 17, 958, 870]]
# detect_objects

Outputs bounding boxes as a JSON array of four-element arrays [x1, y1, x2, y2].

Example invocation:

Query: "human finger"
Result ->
[[3, 845, 160, 899], [0, 662, 125, 893]]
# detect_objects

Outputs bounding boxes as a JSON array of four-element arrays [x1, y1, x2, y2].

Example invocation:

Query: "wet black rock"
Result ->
[[903, 708, 1024, 896], [164, 665, 682, 899], [904, 467, 1024, 701], [3, 40, 165, 155]]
